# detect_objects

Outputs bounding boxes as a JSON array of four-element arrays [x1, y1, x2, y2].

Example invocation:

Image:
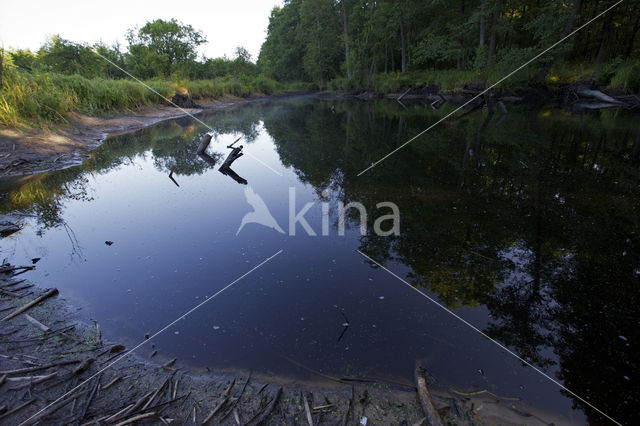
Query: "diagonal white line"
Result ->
[[356, 249, 622, 426], [91, 48, 283, 177], [18, 249, 284, 426], [358, 0, 625, 176]]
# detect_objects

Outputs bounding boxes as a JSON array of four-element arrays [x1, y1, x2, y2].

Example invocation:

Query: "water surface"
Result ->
[[1, 96, 639, 424]]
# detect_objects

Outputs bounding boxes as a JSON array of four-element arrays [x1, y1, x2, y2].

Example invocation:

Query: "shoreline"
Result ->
[[0, 260, 570, 425], [0, 93, 295, 179]]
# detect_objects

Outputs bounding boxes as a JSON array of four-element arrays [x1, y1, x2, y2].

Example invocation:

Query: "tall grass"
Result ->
[[0, 69, 282, 127]]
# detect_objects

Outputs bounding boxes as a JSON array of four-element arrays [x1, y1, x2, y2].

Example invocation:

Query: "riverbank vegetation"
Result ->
[[0, 19, 288, 127], [1, 1, 639, 127], [259, 0, 640, 92]]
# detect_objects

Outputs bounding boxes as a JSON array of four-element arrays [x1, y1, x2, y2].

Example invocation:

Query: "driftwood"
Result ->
[[22, 389, 89, 425], [576, 88, 625, 105], [1, 288, 59, 321], [0, 399, 36, 421], [80, 375, 101, 419], [302, 392, 313, 425], [202, 379, 235, 424], [221, 372, 251, 420], [0, 359, 79, 375], [414, 366, 443, 426], [251, 387, 281, 425], [10, 371, 58, 390], [115, 411, 156, 426], [25, 314, 50, 332], [73, 358, 95, 375]]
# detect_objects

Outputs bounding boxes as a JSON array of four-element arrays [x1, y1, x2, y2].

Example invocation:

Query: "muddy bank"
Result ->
[[0, 95, 280, 179], [0, 258, 562, 424]]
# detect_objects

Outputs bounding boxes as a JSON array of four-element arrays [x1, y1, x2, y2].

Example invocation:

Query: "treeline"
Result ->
[[5, 19, 260, 80], [258, 0, 640, 91], [0, 19, 294, 126]]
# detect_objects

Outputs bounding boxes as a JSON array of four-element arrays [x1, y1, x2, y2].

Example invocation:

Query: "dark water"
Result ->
[[1, 96, 639, 424]]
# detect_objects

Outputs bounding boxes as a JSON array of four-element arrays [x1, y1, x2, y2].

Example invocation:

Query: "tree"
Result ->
[[38, 36, 104, 77], [126, 19, 206, 77]]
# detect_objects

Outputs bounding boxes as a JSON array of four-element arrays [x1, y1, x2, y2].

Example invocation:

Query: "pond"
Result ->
[[1, 96, 638, 424]]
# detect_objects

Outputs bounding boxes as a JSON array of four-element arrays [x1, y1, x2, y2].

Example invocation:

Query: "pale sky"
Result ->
[[0, 0, 284, 61]]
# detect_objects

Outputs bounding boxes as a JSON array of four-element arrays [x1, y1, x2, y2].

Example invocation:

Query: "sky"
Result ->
[[0, 0, 284, 61]]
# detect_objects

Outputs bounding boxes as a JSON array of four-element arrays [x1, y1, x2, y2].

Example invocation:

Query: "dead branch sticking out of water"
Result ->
[[1, 288, 59, 321], [414, 366, 443, 426]]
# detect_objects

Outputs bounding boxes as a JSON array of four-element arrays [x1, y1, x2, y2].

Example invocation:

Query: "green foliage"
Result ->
[[38, 36, 104, 78], [609, 60, 640, 91], [9, 49, 38, 72], [126, 18, 206, 77]]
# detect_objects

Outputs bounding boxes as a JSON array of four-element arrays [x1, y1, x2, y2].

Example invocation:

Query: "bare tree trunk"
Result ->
[[391, 45, 396, 72], [487, 0, 504, 69], [458, 0, 466, 70], [385, 42, 388, 73], [316, 13, 323, 87], [399, 9, 407, 73], [479, 0, 486, 47], [342, 0, 352, 80], [538, 0, 582, 82]]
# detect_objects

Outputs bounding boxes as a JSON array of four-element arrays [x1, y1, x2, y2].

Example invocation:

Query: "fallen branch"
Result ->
[[202, 379, 235, 424], [114, 411, 156, 426], [1, 288, 59, 321], [24, 314, 50, 332], [250, 387, 281, 425], [0, 359, 79, 375], [302, 392, 313, 426], [22, 389, 88, 425], [73, 358, 95, 375], [0, 399, 36, 421], [414, 366, 443, 426], [80, 375, 101, 420]]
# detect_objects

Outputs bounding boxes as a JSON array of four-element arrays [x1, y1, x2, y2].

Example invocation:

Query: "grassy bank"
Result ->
[[0, 69, 287, 127], [326, 60, 640, 94]]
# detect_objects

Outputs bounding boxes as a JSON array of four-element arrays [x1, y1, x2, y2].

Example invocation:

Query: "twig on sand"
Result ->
[[1, 288, 59, 321], [221, 372, 252, 421]]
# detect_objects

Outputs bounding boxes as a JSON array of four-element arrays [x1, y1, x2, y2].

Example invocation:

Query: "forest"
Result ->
[[259, 0, 640, 91]]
